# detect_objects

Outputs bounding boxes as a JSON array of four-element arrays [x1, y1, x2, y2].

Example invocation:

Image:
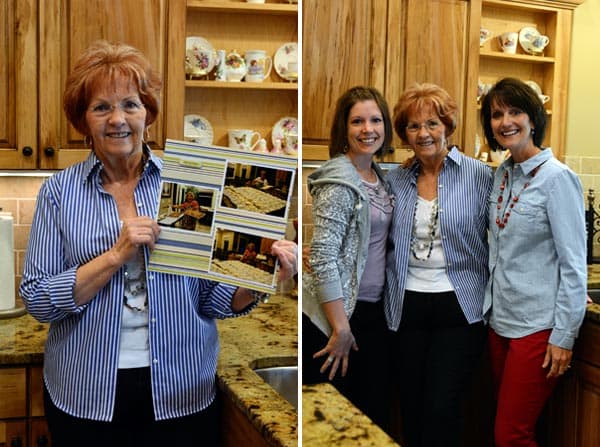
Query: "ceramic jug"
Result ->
[[244, 50, 273, 82]]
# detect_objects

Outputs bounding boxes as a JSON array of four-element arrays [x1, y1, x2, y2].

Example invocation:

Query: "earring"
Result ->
[[531, 128, 535, 135], [143, 127, 150, 142], [83, 135, 91, 147]]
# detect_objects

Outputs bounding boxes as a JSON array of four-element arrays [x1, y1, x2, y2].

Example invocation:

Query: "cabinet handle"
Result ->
[[36, 435, 49, 447], [22, 146, 33, 156], [10, 437, 22, 447], [44, 146, 55, 157]]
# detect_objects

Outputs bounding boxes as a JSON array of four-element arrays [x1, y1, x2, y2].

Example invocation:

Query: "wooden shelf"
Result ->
[[480, 50, 555, 64], [185, 80, 298, 90], [186, 1, 297, 15]]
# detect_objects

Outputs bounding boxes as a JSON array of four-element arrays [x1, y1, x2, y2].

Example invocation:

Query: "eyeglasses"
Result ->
[[88, 99, 145, 117], [405, 120, 442, 133]]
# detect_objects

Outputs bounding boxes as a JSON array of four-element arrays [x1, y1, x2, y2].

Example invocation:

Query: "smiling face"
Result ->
[[345, 100, 385, 162], [405, 103, 448, 162], [85, 76, 147, 165], [490, 99, 535, 155]]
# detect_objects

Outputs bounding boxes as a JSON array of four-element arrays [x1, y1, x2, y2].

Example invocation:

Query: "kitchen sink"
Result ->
[[588, 289, 600, 304], [254, 365, 298, 410]]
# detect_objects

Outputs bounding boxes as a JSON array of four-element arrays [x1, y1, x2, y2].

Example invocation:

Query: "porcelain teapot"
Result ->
[[225, 50, 247, 82]]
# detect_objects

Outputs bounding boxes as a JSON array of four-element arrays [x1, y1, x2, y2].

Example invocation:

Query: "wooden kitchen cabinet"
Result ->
[[539, 319, 600, 447], [302, 0, 583, 163], [474, 0, 584, 161], [170, 0, 299, 150], [0, 0, 178, 170], [0, 366, 50, 447], [302, 0, 480, 161]]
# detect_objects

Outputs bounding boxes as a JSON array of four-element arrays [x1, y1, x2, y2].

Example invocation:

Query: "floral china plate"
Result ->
[[274, 43, 298, 81], [519, 27, 542, 55], [185, 36, 216, 77]]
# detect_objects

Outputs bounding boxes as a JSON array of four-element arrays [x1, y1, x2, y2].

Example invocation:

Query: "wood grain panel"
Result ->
[[302, 0, 387, 145], [0, 368, 27, 419], [38, 0, 171, 169], [0, 0, 38, 169]]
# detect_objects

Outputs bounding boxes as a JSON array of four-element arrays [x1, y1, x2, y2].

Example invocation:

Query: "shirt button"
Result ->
[[148, 274, 154, 280], [151, 318, 157, 323], [137, 203, 143, 208], [439, 184, 444, 188], [153, 358, 159, 364]]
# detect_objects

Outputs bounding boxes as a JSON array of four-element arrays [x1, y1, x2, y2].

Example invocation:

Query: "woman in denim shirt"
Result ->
[[480, 77, 587, 447]]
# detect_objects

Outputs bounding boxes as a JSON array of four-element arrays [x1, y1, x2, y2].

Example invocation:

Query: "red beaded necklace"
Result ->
[[495, 162, 545, 229]]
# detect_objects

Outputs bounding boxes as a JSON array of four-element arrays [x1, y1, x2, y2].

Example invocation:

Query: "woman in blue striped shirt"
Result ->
[[385, 83, 493, 446], [19, 41, 297, 447]]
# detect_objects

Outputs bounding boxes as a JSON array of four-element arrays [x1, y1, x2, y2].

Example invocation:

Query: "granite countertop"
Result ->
[[302, 383, 399, 446], [0, 294, 297, 447]]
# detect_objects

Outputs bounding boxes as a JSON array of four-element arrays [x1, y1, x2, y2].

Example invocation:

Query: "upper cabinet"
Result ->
[[473, 0, 583, 161], [302, 0, 584, 162], [0, 0, 38, 169], [171, 0, 299, 150], [0, 0, 176, 170], [302, 0, 480, 161]]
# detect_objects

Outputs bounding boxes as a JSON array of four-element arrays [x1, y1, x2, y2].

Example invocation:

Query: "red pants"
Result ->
[[488, 328, 558, 447]]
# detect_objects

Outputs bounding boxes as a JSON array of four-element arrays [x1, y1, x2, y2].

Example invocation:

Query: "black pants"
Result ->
[[303, 300, 393, 433], [391, 291, 486, 447], [44, 367, 220, 447]]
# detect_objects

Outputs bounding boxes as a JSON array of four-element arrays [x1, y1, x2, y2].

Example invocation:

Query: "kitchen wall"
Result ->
[[565, 0, 600, 191]]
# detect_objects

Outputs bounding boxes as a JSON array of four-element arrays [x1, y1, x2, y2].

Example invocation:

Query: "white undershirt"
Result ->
[[406, 196, 454, 292], [118, 248, 151, 368]]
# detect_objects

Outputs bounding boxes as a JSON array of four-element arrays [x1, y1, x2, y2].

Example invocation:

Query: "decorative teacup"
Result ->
[[228, 129, 261, 151], [530, 35, 550, 54], [498, 32, 518, 54], [184, 132, 212, 145], [244, 50, 273, 82], [480, 27, 492, 47], [284, 132, 298, 155]]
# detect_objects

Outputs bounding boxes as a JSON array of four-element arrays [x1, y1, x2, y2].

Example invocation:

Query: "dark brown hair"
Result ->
[[479, 77, 547, 150], [393, 83, 458, 143], [329, 86, 393, 158], [63, 40, 162, 136]]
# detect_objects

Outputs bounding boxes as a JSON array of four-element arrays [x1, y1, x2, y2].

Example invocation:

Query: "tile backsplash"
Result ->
[[0, 176, 46, 307]]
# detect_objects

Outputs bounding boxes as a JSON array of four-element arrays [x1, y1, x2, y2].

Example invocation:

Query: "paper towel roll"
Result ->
[[0, 212, 16, 310]]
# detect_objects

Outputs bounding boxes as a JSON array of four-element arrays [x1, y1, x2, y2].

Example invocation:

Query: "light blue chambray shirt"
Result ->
[[19, 148, 250, 422], [485, 148, 587, 349], [385, 147, 493, 330]]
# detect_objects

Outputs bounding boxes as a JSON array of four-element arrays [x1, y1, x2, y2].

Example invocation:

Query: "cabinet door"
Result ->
[[0, 0, 38, 169], [38, 0, 173, 169], [302, 0, 388, 146], [386, 0, 480, 153]]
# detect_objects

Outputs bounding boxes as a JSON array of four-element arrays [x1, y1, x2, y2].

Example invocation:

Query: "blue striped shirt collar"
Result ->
[[81, 144, 163, 184]]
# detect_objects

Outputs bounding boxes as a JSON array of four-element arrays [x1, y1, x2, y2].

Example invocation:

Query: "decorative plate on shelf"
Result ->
[[185, 36, 216, 77], [274, 42, 298, 81], [524, 80, 542, 96], [271, 117, 298, 147], [184, 114, 214, 144], [519, 27, 542, 55]]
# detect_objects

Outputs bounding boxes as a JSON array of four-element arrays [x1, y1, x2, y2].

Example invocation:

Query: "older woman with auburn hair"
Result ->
[[385, 83, 493, 446], [20, 40, 297, 447]]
